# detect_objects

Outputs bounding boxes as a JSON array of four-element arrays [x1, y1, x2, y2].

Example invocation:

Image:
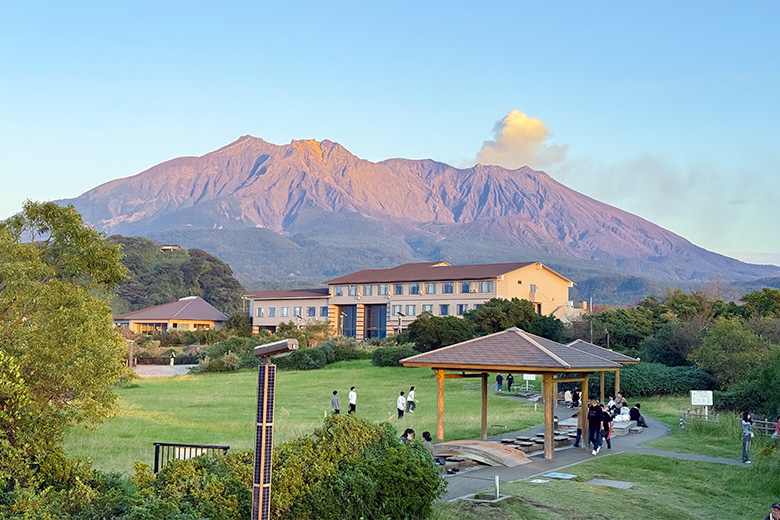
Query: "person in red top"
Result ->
[[774, 417, 780, 439]]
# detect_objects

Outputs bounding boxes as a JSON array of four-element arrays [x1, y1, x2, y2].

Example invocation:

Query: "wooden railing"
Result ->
[[153, 442, 230, 473]]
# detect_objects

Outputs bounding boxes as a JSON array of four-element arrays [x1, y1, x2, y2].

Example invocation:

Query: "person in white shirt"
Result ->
[[607, 396, 616, 409], [397, 391, 406, 419], [348, 386, 357, 414], [406, 386, 416, 413]]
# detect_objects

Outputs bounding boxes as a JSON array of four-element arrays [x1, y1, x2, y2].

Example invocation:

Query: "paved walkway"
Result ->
[[133, 364, 197, 377], [443, 398, 744, 500]]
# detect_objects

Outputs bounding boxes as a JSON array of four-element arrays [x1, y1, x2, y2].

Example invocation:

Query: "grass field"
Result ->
[[65, 360, 544, 473], [432, 453, 780, 519]]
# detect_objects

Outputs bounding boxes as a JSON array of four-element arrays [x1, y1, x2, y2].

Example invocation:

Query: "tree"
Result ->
[[0, 202, 132, 490], [639, 321, 702, 366], [741, 288, 780, 318], [406, 312, 475, 352], [689, 317, 773, 388], [463, 297, 564, 341], [224, 312, 252, 337]]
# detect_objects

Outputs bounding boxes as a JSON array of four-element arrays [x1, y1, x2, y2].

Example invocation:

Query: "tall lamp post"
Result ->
[[251, 339, 298, 520]]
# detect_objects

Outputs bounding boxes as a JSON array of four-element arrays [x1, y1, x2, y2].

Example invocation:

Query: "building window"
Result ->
[[268, 307, 276, 317], [440, 304, 449, 316], [443, 282, 454, 294], [394, 284, 404, 295], [479, 281, 494, 293], [423, 304, 433, 314], [457, 304, 468, 315], [293, 307, 302, 317], [530, 284, 537, 293], [320, 306, 329, 317], [406, 305, 416, 316], [474, 304, 483, 310], [281, 307, 289, 317], [363, 285, 373, 296], [256, 307, 264, 317], [460, 281, 471, 293], [392, 305, 403, 316], [409, 283, 420, 295], [334, 286, 344, 297], [425, 283, 436, 294], [378, 284, 388, 295], [307, 306, 316, 317], [348, 285, 358, 296]]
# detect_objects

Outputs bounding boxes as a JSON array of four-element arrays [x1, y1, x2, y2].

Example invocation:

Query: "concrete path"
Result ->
[[133, 364, 197, 377], [443, 398, 744, 500]]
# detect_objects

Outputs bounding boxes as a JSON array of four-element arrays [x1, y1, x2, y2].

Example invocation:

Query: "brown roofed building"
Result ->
[[245, 288, 330, 333], [114, 296, 228, 333]]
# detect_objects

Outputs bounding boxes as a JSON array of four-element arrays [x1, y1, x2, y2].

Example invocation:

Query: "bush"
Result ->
[[587, 362, 718, 399], [318, 337, 373, 361], [198, 337, 258, 372], [371, 344, 418, 367], [276, 347, 328, 371], [271, 414, 445, 519]]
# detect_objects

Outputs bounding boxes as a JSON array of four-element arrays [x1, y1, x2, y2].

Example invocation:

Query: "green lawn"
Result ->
[[65, 360, 544, 473], [640, 396, 774, 459], [433, 453, 780, 519]]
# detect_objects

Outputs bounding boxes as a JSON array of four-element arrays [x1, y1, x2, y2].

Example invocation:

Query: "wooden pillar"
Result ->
[[481, 373, 488, 441], [599, 372, 605, 404], [580, 376, 589, 451], [615, 369, 621, 395], [436, 369, 444, 443], [542, 374, 554, 459]]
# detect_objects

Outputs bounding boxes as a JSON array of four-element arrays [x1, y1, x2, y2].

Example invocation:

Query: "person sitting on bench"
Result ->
[[630, 403, 648, 427]]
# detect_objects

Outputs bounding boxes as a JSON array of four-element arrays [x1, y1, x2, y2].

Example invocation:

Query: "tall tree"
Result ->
[[0, 202, 131, 490]]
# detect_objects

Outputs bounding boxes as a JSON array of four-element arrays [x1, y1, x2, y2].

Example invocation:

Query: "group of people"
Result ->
[[397, 386, 416, 418], [495, 373, 515, 392], [331, 386, 359, 414], [572, 398, 617, 455]]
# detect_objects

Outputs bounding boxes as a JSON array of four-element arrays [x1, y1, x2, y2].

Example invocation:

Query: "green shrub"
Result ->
[[318, 337, 373, 361], [371, 344, 418, 367], [271, 414, 445, 519], [587, 362, 718, 399], [276, 347, 328, 371]]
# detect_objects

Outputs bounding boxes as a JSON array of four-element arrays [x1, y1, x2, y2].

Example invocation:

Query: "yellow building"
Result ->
[[114, 296, 227, 333], [244, 261, 585, 339], [324, 261, 583, 339]]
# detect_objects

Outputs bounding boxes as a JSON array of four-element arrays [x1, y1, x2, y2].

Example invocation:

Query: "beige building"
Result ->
[[114, 296, 227, 333], [245, 288, 330, 333], [245, 261, 585, 339]]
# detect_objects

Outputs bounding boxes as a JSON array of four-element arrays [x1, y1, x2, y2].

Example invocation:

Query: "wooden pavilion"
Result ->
[[401, 327, 637, 460]]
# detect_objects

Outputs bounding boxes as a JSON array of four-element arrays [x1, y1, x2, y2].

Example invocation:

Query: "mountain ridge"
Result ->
[[56, 135, 780, 294]]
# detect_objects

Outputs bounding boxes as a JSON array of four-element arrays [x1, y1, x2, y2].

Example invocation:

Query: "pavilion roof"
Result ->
[[401, 327, 623, 372], [566, 339, 639, 364]]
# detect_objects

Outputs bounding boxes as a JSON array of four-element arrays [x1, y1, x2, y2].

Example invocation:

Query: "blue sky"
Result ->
[[1, 2, 778, 264]]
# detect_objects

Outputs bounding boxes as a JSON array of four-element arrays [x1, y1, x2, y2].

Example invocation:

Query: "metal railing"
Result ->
[[153, 442, 230, 473]]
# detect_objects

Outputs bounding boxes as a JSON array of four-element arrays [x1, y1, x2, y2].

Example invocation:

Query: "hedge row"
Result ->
[[586, 362, 718, 399], [371, 344, 418, 367]]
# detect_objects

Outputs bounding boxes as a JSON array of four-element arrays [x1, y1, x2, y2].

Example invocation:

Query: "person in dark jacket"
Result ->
[[587, 399, 603, 455], [496, 373, 503, 392], [600, 404, 613, 449], [506, 373, 514, 392], [629, 403, 648, 427]]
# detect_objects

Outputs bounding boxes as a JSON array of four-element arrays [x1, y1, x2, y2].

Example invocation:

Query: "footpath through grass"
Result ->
[[65, 360, 543, 473], [433, 452, 780, 519]]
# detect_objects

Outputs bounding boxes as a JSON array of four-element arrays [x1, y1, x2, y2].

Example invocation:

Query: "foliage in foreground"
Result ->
[[1, 416, 444, 519], [272, 414, 446, 519]]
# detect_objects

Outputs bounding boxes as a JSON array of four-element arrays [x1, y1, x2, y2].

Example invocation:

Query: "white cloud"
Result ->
[[476, 110, 567, 170]]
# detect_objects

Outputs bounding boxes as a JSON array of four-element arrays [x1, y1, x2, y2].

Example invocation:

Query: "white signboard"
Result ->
[[690, 390, 713, 406], [522, 374, 537, 381]]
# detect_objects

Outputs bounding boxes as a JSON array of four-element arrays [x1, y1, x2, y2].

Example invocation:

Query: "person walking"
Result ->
[[348, 386, 357, 414], [506, 374, 514, 392], [397, 391, 406, 419], [572, 389, 580, 408], [742, 411, 754, 464], [406, 386, 416, 413], [587, 399, 603, 455], [331, 390, 340, 414], [496, 373, 504, 392], [601, 404, 613, 449]]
